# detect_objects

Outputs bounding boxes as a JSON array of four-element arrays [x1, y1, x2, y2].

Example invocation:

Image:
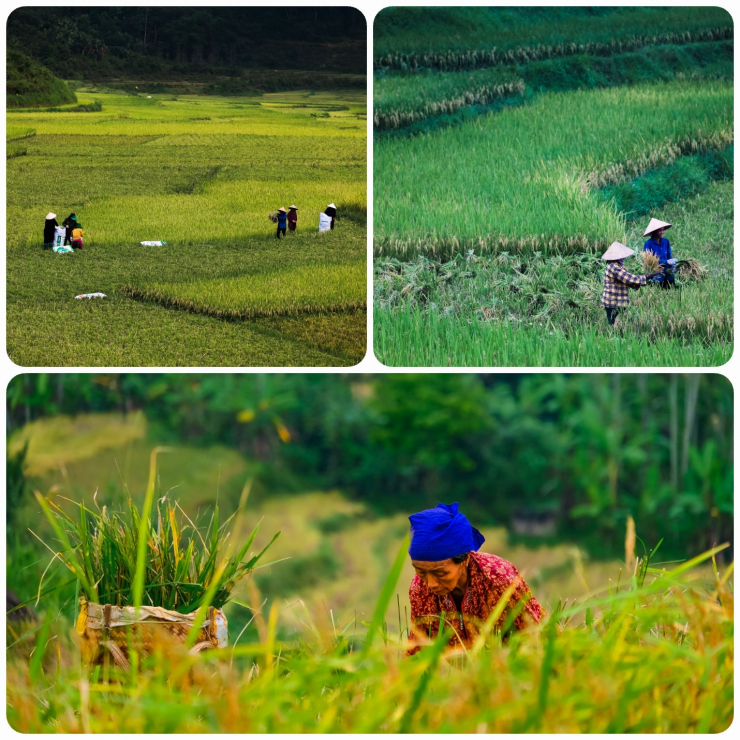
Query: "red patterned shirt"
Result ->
[[407, 551, 544, 656]]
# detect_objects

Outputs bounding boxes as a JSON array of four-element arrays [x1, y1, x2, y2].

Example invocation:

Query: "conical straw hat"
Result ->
[[327, 203, 336, 209], [278, 207, 287, 213], [643, 218, 672, 237], [46, 212, 56, 220], [289, 204, 298, 210], [601, 241, 634, 261]]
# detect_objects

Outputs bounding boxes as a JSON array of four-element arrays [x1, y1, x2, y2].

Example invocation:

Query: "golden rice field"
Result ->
[[6, 90, 367, 366]]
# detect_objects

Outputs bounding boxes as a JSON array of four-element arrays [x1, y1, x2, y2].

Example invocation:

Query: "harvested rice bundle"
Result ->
[[32, 454, 280, 668], [680, 258, 708, 281], [641, 250, 662, 275], [34, 489, 278, 612], [268, 211, 279, 223]]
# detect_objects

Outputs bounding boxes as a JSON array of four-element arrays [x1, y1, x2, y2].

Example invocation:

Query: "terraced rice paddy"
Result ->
[[7, 90, 367, 366], [373, 7, 733, 366]]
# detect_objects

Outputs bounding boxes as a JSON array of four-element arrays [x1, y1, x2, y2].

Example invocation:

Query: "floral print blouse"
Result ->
[[407, 550, 544, 656]]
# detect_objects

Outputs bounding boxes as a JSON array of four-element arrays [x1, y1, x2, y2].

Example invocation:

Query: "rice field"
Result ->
[[375, 181, 733, 367], [374, 6, 732, 62], [7, 417, 732, 733], [125, 262, 366, 320], [373, 5, 733, 367], [374, 80, 732, 256], [6, 90, 367, 366], [374, 68, 524, 130]]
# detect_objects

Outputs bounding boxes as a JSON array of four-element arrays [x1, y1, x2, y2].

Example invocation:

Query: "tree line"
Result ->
[[7, 7, 366, 80]]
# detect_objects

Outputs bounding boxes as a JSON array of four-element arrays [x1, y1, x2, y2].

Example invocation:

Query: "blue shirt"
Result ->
[[644, 237, 673, 283], [277, 212, 287, 228]]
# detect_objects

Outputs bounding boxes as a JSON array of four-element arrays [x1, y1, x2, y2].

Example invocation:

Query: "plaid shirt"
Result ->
[[601, 261, 646, 307]]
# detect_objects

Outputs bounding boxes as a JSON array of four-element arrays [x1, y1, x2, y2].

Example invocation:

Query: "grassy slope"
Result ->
[[373, 79, 732, 253], [375, 180, 733, 367], [6, 91, 367, 366]]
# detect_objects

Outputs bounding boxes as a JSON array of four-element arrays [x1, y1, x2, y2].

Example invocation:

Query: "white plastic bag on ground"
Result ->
[[53, 244, 74, 254], [140, 241, 167, 246], [53, 226, 66, 249], [318, 212, 332, 233], [75, 293, 106, 299]]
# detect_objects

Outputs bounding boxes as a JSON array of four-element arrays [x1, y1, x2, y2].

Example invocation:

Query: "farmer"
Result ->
[[43, 212, 58, 250], [287, 205, 298, 233], [319, 203, 336, 232], [601, 241, 655, 326], [276, 207, 288, 239], [406, 503, 544, 657], [643, 218, 674, 289], [71, 223, 84, 250], [325, 203, 337, 230], [62, 213, 81, 245]]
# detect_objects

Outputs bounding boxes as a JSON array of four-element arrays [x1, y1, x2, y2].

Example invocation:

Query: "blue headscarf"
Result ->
[[408, 502, 485, 562]]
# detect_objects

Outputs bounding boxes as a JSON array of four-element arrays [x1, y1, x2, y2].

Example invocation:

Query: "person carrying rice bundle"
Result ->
[[276, 207, 288, 239], [643, 218, 675, 289], [601, 241, 656, 326], [405, 503, 544, 657], [287, 205, 298, 233], [43, 212, 58, 250]]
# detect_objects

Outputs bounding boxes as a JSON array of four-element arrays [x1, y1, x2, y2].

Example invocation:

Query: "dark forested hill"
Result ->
[[7, 6, 366, 80], [6, 49, 77, 108]]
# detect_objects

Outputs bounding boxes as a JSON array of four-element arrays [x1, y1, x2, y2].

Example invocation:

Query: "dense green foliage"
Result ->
[[375, 182, 733, 366], [374, 6, 732, 60], [6, 49, 77, 109], [6, 537, 733, 732], [6, 91, 367, 366], [7, 373, 733, 561], [8, 7, 366, 82]]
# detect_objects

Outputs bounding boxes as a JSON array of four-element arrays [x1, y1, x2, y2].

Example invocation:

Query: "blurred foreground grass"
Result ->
[[6, 540, 733, 732]]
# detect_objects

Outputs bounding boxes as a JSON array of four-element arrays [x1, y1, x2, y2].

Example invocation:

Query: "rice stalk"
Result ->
[[33, 478, 280, 613], [374, 27, 733, 72]]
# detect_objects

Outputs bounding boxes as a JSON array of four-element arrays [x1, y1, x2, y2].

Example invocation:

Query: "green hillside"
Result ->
[[6, 49, 77, 108]]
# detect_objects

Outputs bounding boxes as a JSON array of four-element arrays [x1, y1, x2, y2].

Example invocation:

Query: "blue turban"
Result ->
[[408, 502, 485, 562]]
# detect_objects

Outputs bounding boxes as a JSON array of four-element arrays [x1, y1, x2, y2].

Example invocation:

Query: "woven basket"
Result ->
[[76, 600, 228, 670]]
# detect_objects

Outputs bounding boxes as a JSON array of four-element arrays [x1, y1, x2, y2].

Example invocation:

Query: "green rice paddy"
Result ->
[[374, 80, 732, 255], [6, 90, 367, 366], [373, 7, 733, 367]]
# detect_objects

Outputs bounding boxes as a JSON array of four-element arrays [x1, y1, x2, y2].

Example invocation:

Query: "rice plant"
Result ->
[[374, 79, 733, 257], [32, 454, 279, 612], [6, 536, 733, 733]]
